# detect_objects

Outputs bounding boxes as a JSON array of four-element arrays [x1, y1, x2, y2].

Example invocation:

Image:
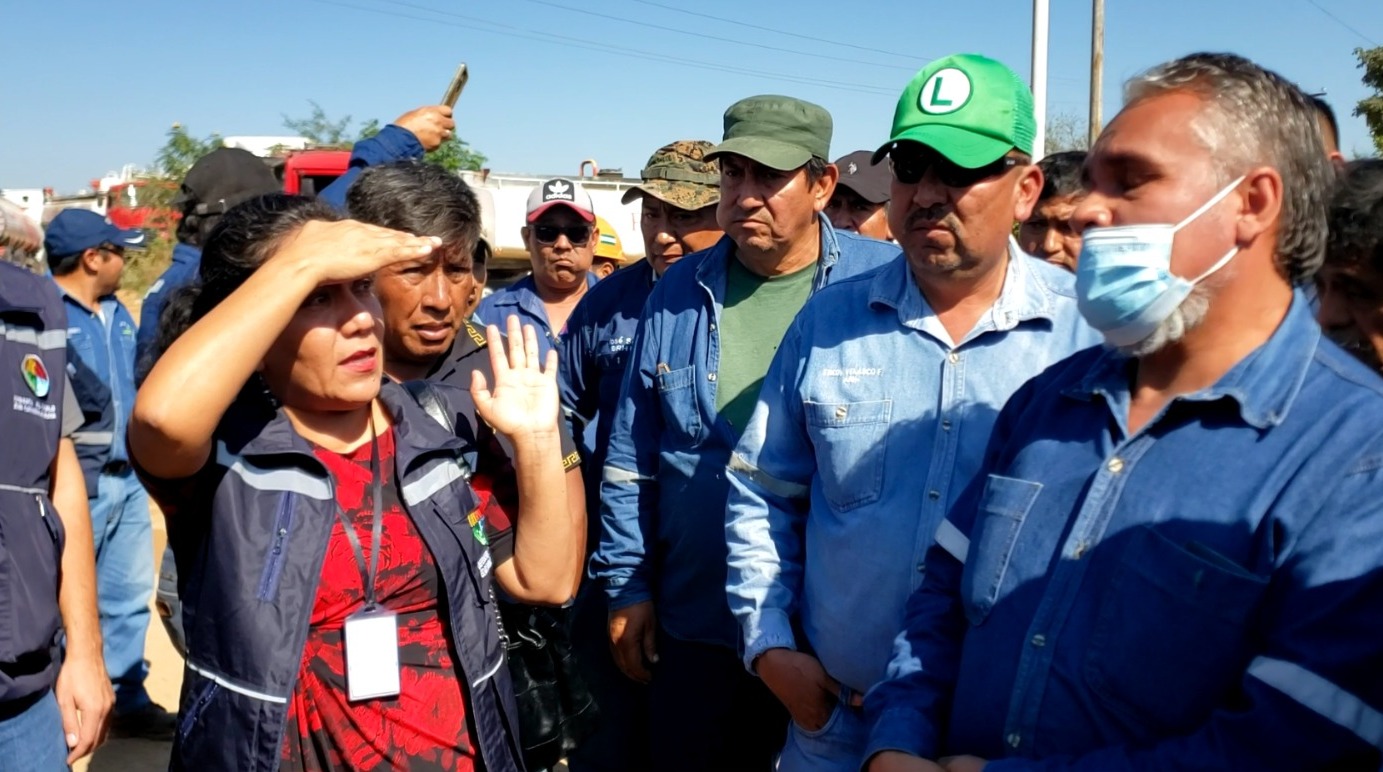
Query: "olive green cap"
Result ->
[[705, 95, 832, 171]]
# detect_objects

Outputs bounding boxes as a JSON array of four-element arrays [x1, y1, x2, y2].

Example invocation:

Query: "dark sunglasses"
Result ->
[[99, 244, 127, 259], [533, 224, 592, 246], [889, 149, 1021, 188]]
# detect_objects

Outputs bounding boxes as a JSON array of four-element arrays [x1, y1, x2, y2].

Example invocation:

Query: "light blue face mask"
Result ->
[[1075, 176, 1245, 347]]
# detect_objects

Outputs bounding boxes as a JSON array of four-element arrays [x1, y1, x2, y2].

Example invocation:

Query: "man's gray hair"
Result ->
[[1125, 52, 1333, 285]]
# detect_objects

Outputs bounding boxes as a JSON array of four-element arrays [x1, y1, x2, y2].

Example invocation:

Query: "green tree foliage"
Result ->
[[1355, 46, 1383, 156], [282, 100, 356, 148], [427, 135, 488, 173], [154, 123, 222, 181], [298, 103, 487, 173], [1045, 112, 1091, 156]]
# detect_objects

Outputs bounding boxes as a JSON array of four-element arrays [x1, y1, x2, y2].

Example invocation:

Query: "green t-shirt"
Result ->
[[715, 256, 816, 436]]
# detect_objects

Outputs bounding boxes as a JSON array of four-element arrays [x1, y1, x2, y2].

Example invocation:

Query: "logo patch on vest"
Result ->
[[467, 508, 489, 547], [21, 354, 50, 398]]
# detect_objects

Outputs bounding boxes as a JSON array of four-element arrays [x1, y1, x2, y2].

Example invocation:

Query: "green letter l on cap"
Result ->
[[919, 68, 972, 115]]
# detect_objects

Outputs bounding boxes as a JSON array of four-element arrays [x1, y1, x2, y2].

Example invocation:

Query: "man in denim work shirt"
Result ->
[[591, 95, 900, 770], [865, 53, 1383, 772], [724, 55, 1099, 772]]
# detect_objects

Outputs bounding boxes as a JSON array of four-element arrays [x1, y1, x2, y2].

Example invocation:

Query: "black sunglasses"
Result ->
[[533, 224, 592, 246], [889, 149, 1021, 188], [99, 243, 127, 258]]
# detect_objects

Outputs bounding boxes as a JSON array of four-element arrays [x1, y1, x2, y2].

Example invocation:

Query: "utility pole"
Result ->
[[1090, 0, 1105, 146], [1032, 0, 1050, 158]]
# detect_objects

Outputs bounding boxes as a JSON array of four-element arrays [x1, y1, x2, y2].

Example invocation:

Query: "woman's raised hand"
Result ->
[[276, 219, 442, 284]]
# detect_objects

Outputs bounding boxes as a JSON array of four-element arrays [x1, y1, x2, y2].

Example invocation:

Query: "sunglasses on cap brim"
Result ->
[[889, 147, 1021, 188]]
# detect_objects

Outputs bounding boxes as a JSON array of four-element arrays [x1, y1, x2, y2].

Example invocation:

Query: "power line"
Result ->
[[307, 0, 899, 96], [630, 0, 926, 62], [630, 0, 1088, 85], [1305, 0, 1379, 46], [519, 0, 917, 72]]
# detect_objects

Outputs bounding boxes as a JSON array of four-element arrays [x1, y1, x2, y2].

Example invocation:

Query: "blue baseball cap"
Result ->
[[44, 209, 146, 259]]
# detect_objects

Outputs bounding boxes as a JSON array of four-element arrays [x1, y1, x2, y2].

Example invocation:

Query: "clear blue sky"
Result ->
[[3, 0, 1380, 191]]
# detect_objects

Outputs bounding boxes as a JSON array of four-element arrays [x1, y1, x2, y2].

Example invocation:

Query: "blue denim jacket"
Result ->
[[476, 272, 599, 360], [725, 248, 1098, 695], [865, 296, 1383, 770], [592, 219, 900, 647], [136, 241, 200, 372], [60, 291, 138, 467], [316, 123, 424, 211], [558, 259, 656, 539]]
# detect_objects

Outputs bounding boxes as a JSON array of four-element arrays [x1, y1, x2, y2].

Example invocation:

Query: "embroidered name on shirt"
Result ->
[[605, 336, 633, 354], [822, 366, 884, 384]]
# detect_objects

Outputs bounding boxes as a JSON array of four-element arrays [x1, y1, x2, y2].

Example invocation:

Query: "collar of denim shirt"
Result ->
[[869, 238, 1061, 337], [1062, 293, 1319, 431]]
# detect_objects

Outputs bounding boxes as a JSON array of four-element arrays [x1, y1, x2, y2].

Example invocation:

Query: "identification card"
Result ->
[[344, 607, 400, 701]]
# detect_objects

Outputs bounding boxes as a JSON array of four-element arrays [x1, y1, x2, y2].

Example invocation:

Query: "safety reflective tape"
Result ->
[[0, 323, 65, 350], [727, 452, 808, 500], [602, 465, 652, 485], [184, 661, 288, 704], [401, 457, 465, 507], [1249, 656, 1383, 748], [934, 519, 970, 564], [216, 441, 331, 500], [70, 431, 114, 445], [471, 655, 506, 688]]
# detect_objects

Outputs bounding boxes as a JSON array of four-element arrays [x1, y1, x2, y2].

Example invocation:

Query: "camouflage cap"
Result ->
[[620, 140, 721, 210]]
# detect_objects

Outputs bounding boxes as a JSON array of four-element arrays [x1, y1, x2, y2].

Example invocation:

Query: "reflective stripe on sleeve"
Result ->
[[934, 518, 970, 564], [727, 452, 809, 500], [1249, 656, 1383, 748], [602, 464, 652, 485]]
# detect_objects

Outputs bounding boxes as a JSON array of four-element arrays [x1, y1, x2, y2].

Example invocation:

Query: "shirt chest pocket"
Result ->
[[67, 327, 96, 368], [804, 399, 891, 512], [1082, 525, 1267, 739], [655, 366, 702, 446], [961, 475, 1042, 626]]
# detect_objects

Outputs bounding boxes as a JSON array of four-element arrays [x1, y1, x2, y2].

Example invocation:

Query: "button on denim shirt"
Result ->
[[865, 297, 1383, 770], [592, 219, 900, 646], [725, 249, 1098, 694]]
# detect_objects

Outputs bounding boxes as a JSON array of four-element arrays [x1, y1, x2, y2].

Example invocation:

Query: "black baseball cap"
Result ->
[[174, 147, 280, 214]]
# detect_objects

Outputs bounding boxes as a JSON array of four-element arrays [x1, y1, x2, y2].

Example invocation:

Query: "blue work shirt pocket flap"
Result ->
[[962, 475, 1042, 626], [804, 400, 892, 512], [655, 365, 702, 445], [1083, 525, 1268, 738]]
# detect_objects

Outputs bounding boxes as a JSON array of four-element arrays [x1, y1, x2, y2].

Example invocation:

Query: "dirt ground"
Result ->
[[73, 514, 178, 772]]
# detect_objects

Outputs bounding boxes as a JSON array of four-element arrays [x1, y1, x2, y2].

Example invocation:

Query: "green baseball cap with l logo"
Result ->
[[873, 53, 1036, 168]]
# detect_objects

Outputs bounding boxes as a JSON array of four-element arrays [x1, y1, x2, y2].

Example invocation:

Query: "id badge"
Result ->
[[344, 606, 400, 701]]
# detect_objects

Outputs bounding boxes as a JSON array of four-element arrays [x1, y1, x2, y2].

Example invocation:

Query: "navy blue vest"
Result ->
[[149, 381, 524, 771], [0, 262, 70, 702]]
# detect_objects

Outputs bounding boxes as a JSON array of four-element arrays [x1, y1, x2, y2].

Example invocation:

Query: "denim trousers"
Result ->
[[0, 690, 69, 771], [90, 470, 155, 714]]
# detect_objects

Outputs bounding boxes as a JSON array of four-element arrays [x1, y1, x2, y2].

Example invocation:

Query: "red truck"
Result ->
[[101, 149, 351, 236]]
